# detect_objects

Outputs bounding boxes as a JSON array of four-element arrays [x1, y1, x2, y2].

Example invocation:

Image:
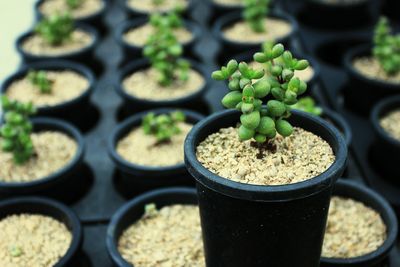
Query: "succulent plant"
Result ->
[[373, 16, 400, 76], [66, 0, 83, 9], [152, 0, 165, 5], [291, 97, 322, 116], [243, 0, 270, 33], [143, 11, 189, 86], [142, 111, 186, 144], [0, 97, 36, 164], [35, 13, 74, 46], [212, 42, 309, 144], [28, 70, 53, 94], [144, 203, 158, 218]]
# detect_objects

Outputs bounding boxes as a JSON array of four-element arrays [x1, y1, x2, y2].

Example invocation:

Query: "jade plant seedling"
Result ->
[[291, 97, 322, 116], [142, 111, 186, 145], [212, 42, 309, 153], [0, 96, 36, 164], [66, 0, 83, 9], [35, 13, 74, 45], [243, 0, 270, 33], [143, 11, 190, 86], [28, 70, 53, 94], [373, 16, 400, 76]]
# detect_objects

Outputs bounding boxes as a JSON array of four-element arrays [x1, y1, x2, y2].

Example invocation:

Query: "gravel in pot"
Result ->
[[0, 197, 82, 267], [320, 180, 398, 267]]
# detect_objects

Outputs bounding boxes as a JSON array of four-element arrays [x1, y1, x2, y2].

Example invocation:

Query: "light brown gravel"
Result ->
[[353, 57, 400, 84], [122, 68, 204, 100], [6, 71, 89, 107], [117, 122, 192, 167], [127, 0, 188, 13], [213, 0, 243, 6], [0, 132, 78, 183], [223, 17, 291, 44], [322, 196, 387, 258], [123, 23, 193, 47], [39, 0, 104, 19], [196, 127, 335, 185], [248, 61, 315, 82], [380, 109, 400, 141], [118, 204, 205, 267], [0, 214, 72, 267], [22, 30, 93, 56]]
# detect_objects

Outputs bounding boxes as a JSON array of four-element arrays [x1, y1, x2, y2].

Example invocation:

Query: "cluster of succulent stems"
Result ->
[[66, 0, 83, 9], [212, 42, 309, 144], [291, 97, 322, 117], [28, 70, 53, 94], [142, 111, 186, 145], [0, 97, 36, 165], [35, 13, 73, 46], [143, 9, 189, 86], [243, 0, 270, 33], [373, 16, 400, 76]]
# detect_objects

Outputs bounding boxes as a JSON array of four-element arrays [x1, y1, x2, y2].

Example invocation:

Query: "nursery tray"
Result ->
[[9, 0, 398, 266]]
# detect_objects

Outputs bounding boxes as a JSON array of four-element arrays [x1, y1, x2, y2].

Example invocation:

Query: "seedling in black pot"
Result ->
[[27, 70, 53, 94], [243, 0, 270, 33], [66, 0, 83, 9], [35, 13, 74, 46]]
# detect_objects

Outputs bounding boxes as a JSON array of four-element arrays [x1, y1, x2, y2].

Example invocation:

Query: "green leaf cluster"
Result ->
[[0, 97, 36, 164], [66, 0, 83, 9], [373, 16, 400, 76], [291, 97, 322, 116], [143, 11, 189, 86], [142, 111, 186, 143], [152, 0, 165, 5], [35, 13, 74, 46], [212, 42, 309, 143], [243, 0, 270, 33], [28, 70, 53, 94]]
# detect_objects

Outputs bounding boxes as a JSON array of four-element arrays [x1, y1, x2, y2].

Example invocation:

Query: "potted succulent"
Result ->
[[0, 97, 85, 198], [116, 15, 209, 115], [0, 197, 82, 267], [184, 43, 347, 267], [16, 13, 100, 74], [296, 0, 374, 29], [108, 108, 204, 198], [35, 0, 108, 33], [106, 187, 203, 267], [1, 60, 96, 132], [370, 95, 400, 186], [123, 0, 194, 18], [320, 180, 398, 267], [213, 0, 297, 64], [115, 9, 202, 64], [343, 17, 400, 115]]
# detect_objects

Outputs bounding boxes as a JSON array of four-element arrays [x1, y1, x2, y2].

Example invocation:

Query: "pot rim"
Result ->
[[184, 109, 348, 201]]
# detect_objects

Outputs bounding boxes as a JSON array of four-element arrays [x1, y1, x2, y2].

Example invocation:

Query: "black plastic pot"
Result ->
[[382, 0, 400, 21], [34, 0, 108, 34], [370, 95, 400, 185], [0, 117, 85, 198], [184, 109, 347, 267], [322, 107, 352, 148], [296, 0, 375, 30], [108, 108, 204, 198], [0, 197, 83, 267], [343, 44, 400, 116], [122, 0, 195, 18], [213, 10, 298, 65], [116, 58, 210, 115], [15, 23, 102, 75], [115, 17, 202, 65], [1, 60, 97, 132], [320, 180, 398, 267], [106, 187, 198, 267]]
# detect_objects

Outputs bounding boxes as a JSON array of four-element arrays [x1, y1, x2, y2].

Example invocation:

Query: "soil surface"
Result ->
[[196, 126, 335, 185], [116, 122, 192, 167], [0, 131, 78, 183], [123, 23, 193, 47], [353, 57, 400, 84], [22, 30, 93, 56], [6, 70, 89, 107], [322, 196, 387, 258], [0, 214, 72, 267], [118, 204, 204, 267], [122, 67, 204, 100], [223, 17, 291, 44], [380, 109, 400, 141], [127, 0, 188, 13], [39, 0, 104, 19], [213, 0, 243, 6]]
